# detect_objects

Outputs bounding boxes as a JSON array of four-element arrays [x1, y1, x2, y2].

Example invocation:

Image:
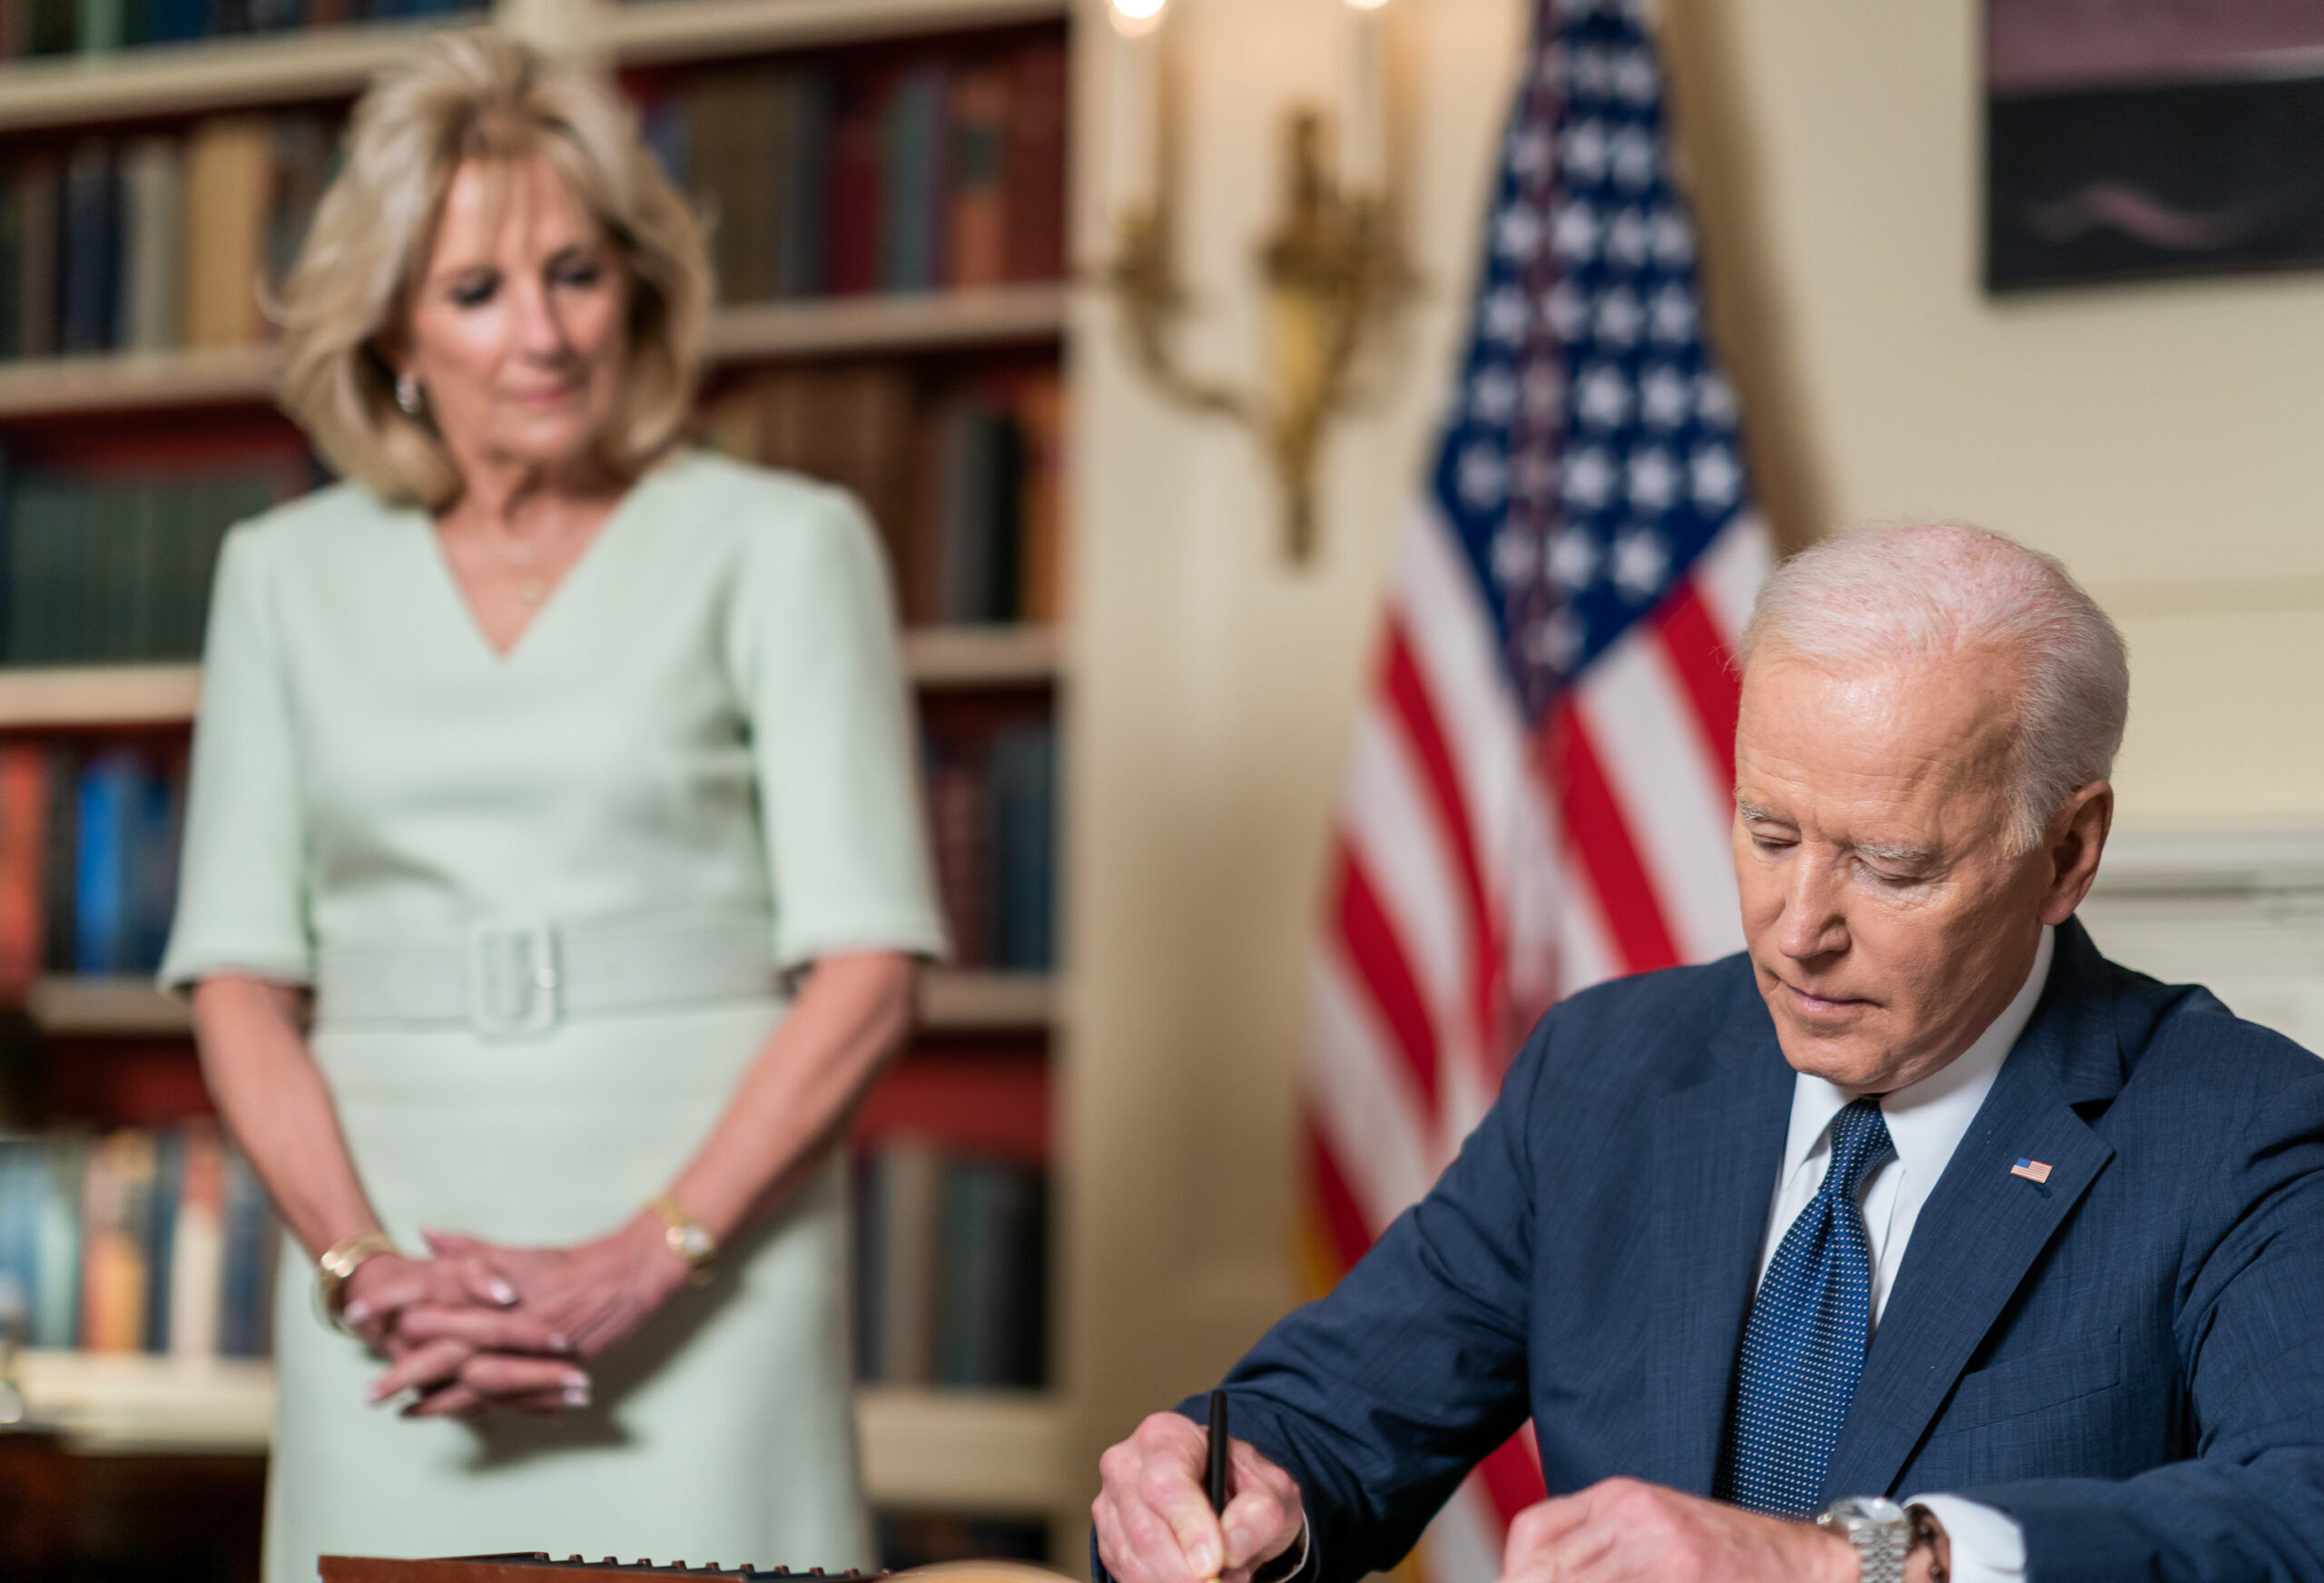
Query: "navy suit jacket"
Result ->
[[1184, 918, 2324, 1583]]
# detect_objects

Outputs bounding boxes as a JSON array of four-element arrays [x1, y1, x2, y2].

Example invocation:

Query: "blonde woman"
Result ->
[[160, 29, 941, 1579]]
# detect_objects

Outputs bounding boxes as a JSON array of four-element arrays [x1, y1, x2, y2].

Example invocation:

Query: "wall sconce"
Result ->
[[1102, 0, 1417, 565]]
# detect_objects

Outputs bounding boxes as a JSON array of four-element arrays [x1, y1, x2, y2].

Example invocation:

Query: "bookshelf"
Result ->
[[0, 286, 1068, 418], [11, 1349, 1071, 1514], [0, 628, 1065, 729], [0, 0, 1087, 1571]]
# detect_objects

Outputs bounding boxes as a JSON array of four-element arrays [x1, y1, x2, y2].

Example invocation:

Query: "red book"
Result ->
[[1004, 40, 1069, 283], [947, 63, 1012, 290], [0, 744, 46, 1003], [824, 71, 888, 297]]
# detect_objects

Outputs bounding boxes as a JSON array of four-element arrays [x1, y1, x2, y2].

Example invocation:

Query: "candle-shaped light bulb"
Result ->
[[1343, 0, 1389, 192], [1109, 0, 1168, 39], [1108, 0, 1167, 215]]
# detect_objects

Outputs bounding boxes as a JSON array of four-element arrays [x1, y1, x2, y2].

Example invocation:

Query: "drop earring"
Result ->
[[395, 372, 423, 415]]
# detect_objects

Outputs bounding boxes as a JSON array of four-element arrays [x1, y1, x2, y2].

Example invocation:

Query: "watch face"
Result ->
[[677, 1225, 714, 1262], [1828, 1497, 1908, 1529]]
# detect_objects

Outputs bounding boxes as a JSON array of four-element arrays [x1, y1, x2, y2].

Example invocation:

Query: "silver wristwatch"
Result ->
[[1817, 1496, 1913, 1583]]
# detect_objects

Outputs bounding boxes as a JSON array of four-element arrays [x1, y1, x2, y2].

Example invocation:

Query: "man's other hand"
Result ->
[[1497, 1480, 1856, 1583], [1095, 1411, 1306, 1583]]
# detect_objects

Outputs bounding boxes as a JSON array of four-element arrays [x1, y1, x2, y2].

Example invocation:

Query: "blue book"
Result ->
[[143, 1126, 181, 1352], [0, 1137, 43, 1339], [774, 68, 834, 299], [58, 138, 118, 354], [989, 724, 1057, 971], [33, 1134, 84, 1348], [879, 65, 948, 293], [640, 98, 691, 191], [217, 1145, 273, 1358], [74, 750, 142, 974], [129, 762, 180, 973]]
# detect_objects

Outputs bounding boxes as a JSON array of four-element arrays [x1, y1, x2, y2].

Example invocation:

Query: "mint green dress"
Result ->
[[159, 450, 946, 1583]]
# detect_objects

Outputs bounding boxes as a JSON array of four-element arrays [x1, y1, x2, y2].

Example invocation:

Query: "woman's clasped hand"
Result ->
[[342, 1214, 693, 1419]]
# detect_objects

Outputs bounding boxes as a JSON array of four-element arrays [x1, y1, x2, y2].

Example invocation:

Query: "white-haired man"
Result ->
[[1094, 523, 2324, 1583]]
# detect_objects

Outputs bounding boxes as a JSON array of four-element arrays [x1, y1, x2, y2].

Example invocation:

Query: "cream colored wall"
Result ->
[[1060, 0, 1524, 1499], [1662, 0, 2324, 828], [1062, 0, 2324, 1525]]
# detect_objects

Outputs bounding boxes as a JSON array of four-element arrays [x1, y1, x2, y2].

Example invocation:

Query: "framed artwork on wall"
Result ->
[[1986, 0, 2324, 290]]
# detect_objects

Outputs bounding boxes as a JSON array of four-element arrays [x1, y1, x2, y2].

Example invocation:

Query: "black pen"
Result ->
[[1206, 1387, 1231, 1518]]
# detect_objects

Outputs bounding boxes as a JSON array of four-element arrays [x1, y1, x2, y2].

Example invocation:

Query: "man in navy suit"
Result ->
[[1093, 523, 2324, 1583]]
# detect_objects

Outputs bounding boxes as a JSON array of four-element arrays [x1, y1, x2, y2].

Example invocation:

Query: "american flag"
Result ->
[[1301, 2, 1772, 1579]]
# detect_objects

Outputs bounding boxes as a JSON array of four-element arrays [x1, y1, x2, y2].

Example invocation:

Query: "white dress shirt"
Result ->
[[1755, 925, 2056, 1583]]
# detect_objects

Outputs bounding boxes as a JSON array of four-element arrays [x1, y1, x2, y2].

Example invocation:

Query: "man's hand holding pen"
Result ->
[[1094, 1410, 1305, 1583]]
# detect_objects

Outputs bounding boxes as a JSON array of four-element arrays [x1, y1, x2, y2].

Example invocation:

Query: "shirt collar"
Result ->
[[1779, 924, 2057, 1191]]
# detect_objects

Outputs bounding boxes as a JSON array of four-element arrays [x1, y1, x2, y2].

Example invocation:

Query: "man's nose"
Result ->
[[1776, 856, 1847, 960]]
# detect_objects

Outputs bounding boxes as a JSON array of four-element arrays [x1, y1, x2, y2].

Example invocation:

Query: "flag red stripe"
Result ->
[[1474, 1430, 1549, 1530], [1305, 1111, 1377, 1273], [1542, 701, 1683, 973], [1381, 624, 1504, 1067], [1334, 846, 1443, 1121], [1651, 581, 1743, 791]]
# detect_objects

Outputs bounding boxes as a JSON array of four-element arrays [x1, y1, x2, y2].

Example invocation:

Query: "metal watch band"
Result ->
[[1817, 1499, 1912, 1583]]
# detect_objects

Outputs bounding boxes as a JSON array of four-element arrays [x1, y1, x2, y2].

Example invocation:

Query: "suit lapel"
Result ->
[[1634, 994, 1795, 1494], [1820, 919, 2124, 1499]]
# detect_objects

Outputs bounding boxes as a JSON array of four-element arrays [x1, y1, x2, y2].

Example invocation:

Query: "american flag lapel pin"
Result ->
[[2011, 1158, 2053, 1184]]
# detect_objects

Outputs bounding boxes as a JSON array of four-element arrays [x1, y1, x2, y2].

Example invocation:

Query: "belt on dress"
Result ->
[[314, 914, 778, 1040]]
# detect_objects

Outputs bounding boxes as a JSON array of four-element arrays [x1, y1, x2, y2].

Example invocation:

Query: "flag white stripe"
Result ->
[[1553, 831, 1623, 998], [1395, 502, 1533, 886], [1694, 514, 1776, 651], [1343, 705, 1476, 1070], [1573, 628, 1743, 963], [1423, 1480, 1508, 1583], [1310, 951, 1442, 1224]]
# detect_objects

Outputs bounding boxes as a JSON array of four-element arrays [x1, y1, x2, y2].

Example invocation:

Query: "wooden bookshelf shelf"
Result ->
[[11, 1349, 1070, 1511], [903, 625, 1062, 688], [13, 1348, 273, 1454], [704, 284, 1067, 363], [0, 287, 1068, 419], [855, 1384, 1072, 1514], [918, 970, 1057, 1030], [598, 0, 1069, 68], [0, 664, 202, 727], [27, 968, 1057, 1036], [0, 344, 275, 420], [0, 633, 1056, 733], [0, 18, 475, 135]]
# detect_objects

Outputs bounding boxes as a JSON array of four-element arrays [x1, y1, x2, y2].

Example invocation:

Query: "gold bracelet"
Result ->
[[314, 1231, 401, 1334], [646, 1192, 717, 1284]]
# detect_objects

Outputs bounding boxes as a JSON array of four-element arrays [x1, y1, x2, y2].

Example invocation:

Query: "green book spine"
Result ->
[[76, 0, 120, 54]]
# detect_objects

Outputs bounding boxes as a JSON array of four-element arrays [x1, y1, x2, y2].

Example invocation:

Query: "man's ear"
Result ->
[[2038, 781, 2113, 926]]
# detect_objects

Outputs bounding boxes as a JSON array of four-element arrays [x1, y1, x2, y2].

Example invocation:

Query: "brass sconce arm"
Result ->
[[1105, 108, 1418, 564]]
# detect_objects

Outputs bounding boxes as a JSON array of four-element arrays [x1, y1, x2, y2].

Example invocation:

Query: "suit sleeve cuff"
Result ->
[[1905, 1494, 2026, 1582]]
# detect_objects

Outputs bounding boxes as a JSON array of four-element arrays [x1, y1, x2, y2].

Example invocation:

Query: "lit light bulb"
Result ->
[[1109, 0, 1168, 39]]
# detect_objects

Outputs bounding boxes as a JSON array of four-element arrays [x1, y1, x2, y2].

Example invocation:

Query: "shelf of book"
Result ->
[[704, 284, 1066, 364], [0, 631, 1057, 732], [25, 968, 1058, 1036], [905, 625, 1060, 689], [0, 288, 1067, 420], [0, 664, 202, 728], [11, 1348, 1070, 1510], [0, 18, 477, 135], [597, 0, 1069, 69]]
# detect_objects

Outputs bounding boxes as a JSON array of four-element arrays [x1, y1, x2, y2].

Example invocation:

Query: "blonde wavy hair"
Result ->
[[276, 27, 711, 509]]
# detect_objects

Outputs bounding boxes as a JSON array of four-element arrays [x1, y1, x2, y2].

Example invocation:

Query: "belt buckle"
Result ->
[[466, 917, 560, 1041]]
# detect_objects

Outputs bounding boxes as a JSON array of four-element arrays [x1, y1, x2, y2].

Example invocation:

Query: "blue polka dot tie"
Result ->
[[1716, 1096, 1896, 1517]]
